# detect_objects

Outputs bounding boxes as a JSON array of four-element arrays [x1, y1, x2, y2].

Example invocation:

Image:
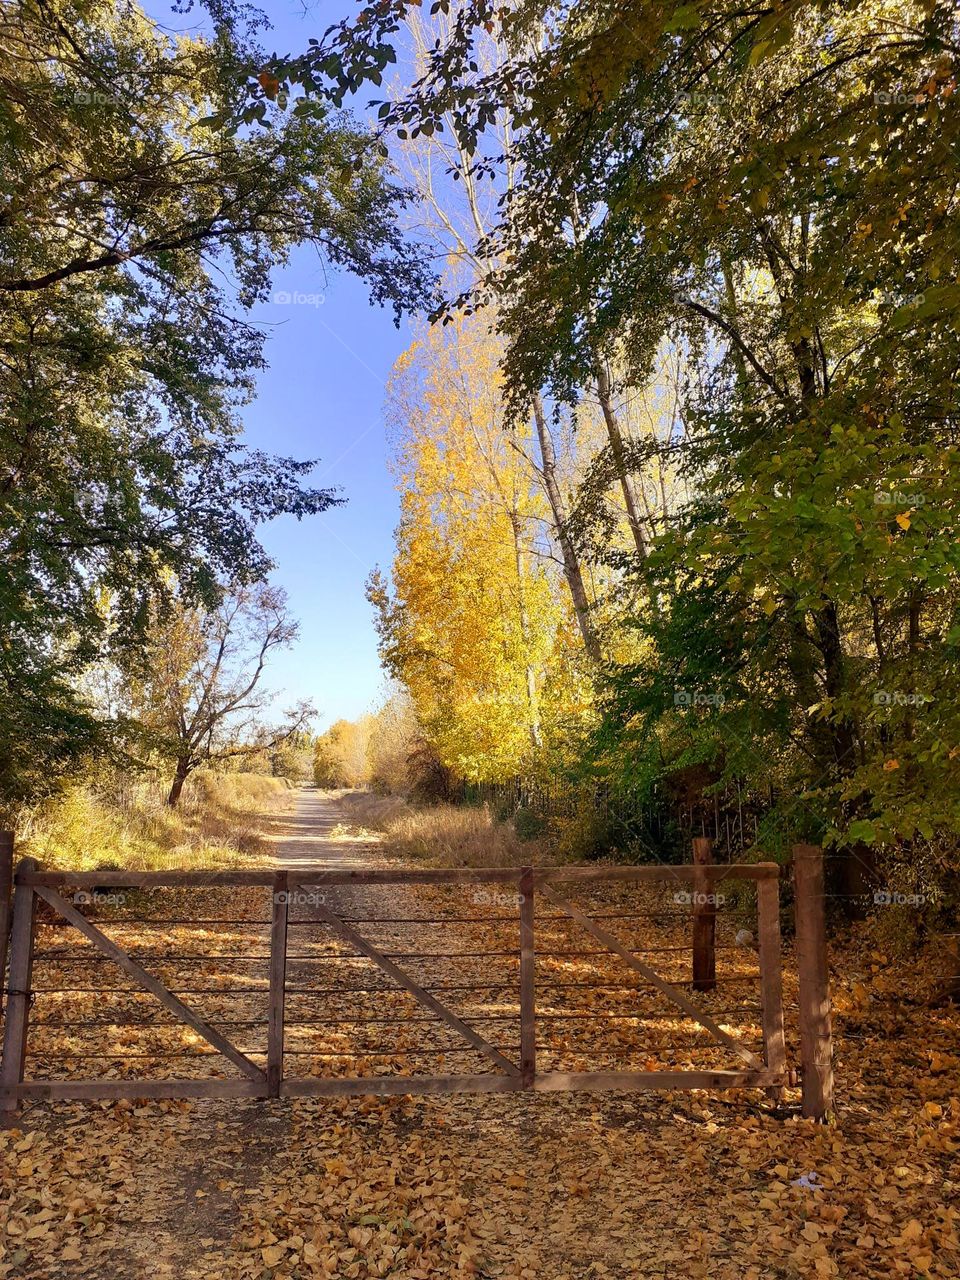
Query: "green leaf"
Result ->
[[665, 4, 701, 32], [847, 820, 878, 845]]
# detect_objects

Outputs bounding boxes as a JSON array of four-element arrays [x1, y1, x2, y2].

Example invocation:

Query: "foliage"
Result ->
[[313, 691, 455, 799], [292, 0, 960, 901], [366, 687, 420, 793], [0, 0, 430, 807], [369, 318, 559, 782], [512, 805, 545, 843], [521, 0, 960, 886], [0, 661, 125, 821], [268, 731, 315, 783], [313, 716, 375, 789]]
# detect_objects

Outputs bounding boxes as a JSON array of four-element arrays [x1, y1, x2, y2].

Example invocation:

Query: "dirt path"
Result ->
[[264, 787, 382, 871]]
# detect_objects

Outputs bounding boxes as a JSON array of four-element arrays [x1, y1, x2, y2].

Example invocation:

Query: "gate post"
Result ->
[[692, 837, 716, 991], [267, 871, 289, 1099], [793, 844, 834, 1121], [1, 857, 38, 1113], [757, 870, 787, 1093], [519, 867, 536, 1087], [0, 833, 13, 1020]]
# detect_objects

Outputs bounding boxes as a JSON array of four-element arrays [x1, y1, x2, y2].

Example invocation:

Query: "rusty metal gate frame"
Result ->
[[1, 860, 790, 1107]]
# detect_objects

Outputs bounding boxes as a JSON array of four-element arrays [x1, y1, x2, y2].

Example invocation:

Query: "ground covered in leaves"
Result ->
[[2, 1004, 958, 1280], [2, 795, 958, 1278]]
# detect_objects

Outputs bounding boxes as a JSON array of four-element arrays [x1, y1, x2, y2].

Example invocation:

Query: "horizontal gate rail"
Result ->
[[0, 853, 823, 1110], [17, 863, 781, 887]]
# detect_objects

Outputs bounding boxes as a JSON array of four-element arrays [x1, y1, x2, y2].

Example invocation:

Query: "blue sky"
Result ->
[[243, 253, 412, 730], [235, 2, 416, 729]]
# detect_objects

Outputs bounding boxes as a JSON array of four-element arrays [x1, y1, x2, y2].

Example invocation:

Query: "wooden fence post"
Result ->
[[0, 858, 38, 1113], [519, 867, 536, 1088], [692, 837, 716, 991], [0, 833, 13, 1020], [940, 936, 960, 1004], [267, 871, 288, 1099], [793, 844, 834, 1121], [757, 872, 787, 1094]]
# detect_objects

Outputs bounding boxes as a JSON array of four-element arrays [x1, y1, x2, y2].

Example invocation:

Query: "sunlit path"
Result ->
[[265, 786, 380, 870]]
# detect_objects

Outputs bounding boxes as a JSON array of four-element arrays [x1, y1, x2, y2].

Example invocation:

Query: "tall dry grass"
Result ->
[[18, 770, 294, 871], [336, 791, 552, 867]]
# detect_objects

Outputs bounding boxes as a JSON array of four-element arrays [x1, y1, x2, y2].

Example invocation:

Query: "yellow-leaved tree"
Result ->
[[369, 318, 558, 782]]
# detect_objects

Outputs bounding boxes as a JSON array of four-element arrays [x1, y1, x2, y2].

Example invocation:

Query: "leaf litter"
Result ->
[[1, 874, 957, 1279]]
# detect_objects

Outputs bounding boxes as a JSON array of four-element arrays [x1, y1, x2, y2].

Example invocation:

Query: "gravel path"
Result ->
[[264, 786, 520, 1084], [267, 787, 381, 872]]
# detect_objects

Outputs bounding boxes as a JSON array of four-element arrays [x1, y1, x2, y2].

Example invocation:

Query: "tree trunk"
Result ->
[[508, 511, 543, 749], [595, 363, 647, 562], [812, 601, 874, 903], [166, 760, 191, 807], [532, 395, 601, 661]]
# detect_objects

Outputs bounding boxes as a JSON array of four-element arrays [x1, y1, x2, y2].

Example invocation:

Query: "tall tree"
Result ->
[[370, 317, 558, 781]]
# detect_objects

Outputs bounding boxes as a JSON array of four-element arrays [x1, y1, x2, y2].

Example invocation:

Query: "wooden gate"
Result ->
[[0, 854, 831, 1114]]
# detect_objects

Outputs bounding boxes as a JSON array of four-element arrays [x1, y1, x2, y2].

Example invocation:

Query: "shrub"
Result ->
[[18, 768, 291, 871], [551, 792, 621, 862], [514, 806, 546, 843]]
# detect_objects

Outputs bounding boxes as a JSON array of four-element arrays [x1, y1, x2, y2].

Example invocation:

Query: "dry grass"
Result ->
[[335, 791, 552, 867], [19, 770, 294, 872]]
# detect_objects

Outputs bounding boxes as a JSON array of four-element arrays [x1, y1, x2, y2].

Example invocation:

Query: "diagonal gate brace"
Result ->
[[34, 888, 266, 1084], [537, 881, 764, 1070], [304, 898, 521, 1077]]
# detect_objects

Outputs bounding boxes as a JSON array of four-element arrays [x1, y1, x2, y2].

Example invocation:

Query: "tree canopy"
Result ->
[[129, 582, 311, 805], [274, 0, 960, 899], [0, 0, 430, 807]]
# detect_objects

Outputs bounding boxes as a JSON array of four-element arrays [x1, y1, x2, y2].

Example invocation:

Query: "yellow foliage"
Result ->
[[314, 716, 375, 788], [19, 770, 291, 871], [379, 318, 560, 781]]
